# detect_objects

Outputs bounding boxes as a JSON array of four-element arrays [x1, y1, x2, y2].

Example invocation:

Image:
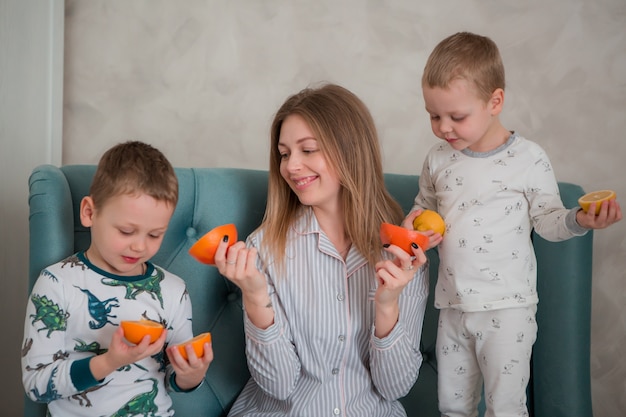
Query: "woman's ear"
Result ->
[[489, 88, 505, 115], [79, 196, 96, 227]]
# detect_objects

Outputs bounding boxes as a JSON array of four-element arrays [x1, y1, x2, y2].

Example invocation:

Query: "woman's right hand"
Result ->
[[214, 237, 275, 329]]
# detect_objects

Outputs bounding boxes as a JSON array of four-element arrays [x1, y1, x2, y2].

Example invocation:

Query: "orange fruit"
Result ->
[[120, 320, 164, 344], [175, 332, 212, 360], [412, 209, 446, 235], [189, 223, 238, 265], [380, 222, 429, 254], [578, 190, 616, 215]]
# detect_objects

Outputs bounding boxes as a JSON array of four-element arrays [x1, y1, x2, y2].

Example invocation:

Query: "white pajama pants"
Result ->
[[436, 306, 537, 417]]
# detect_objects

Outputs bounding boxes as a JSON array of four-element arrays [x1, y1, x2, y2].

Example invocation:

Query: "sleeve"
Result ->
[[369, 262, 429, 400], [161, 272, 195, 392], [525, 150, 588, 241], [241, 236, 301, 400], [22, 269, 89, 402], [411, 155, 438, 213]]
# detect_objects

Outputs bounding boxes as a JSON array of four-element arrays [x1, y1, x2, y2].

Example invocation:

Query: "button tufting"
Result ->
[[186, 227, 197, 238], [227, 292, 238, 302]]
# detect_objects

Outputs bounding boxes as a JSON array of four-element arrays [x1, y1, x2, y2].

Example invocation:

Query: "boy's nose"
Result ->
[[130, 237, 146, 252], [439, 120, 453, 134]]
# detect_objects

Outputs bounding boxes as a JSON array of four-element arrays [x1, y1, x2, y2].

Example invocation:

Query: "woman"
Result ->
[[215, 83, 428, 416]]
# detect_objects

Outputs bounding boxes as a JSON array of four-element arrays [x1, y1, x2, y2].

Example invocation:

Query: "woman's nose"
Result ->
[[285, 153, 302, 171]]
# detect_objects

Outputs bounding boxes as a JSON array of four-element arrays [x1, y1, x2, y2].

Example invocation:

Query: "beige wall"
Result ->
[[0, 1, 64, 416], [6, 0, 625, 415]]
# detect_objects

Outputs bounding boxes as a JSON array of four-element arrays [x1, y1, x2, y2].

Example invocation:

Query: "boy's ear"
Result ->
[[489, 88, 505, 115], [80, 196, 96, 227]]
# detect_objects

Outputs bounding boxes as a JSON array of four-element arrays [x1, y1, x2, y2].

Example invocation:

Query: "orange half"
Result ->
[[380, 222, 429, 254], [189, 223, 238, 265], [176, 332, 212, 360], [120, 320, 164, 344], [578, 190, 616, 215]]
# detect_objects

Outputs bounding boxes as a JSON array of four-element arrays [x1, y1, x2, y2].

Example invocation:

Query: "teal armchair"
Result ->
[[25, 165, 594, 416]]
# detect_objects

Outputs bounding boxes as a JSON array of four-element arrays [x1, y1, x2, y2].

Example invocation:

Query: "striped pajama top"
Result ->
[[228, 207, 429, 417]]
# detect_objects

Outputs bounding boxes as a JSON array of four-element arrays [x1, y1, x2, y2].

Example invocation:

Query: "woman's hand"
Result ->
[[214, 237, 274, 329], [373, 242, 427, 337]]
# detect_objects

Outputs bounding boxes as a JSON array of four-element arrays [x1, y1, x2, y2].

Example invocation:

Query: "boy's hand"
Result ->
[[402, 209, 443, 250], [166, 341, 214, 390], [576, 199, 622, 229], [90, 326, 167, 381]]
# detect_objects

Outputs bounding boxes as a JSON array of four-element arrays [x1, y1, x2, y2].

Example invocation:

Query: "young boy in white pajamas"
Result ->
[[403, 32, 622, 417], [22, 141, 213, 416]]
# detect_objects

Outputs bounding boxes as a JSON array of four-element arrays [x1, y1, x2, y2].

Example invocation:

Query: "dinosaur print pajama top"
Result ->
[[22, 252, 195, 417]]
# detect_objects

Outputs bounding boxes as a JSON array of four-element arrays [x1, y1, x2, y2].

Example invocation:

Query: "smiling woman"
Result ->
[[213, 83, 430, 417]]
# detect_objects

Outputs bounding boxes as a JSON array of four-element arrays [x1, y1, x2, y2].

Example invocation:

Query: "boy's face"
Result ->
[[80, 193, 174, 276], [423, 78, 505, 153]]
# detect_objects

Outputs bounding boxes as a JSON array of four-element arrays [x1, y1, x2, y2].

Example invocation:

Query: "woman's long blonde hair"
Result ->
[[259, 83, 403, 269]]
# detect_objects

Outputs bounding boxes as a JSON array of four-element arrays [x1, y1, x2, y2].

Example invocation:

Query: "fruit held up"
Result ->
[[380, 222, 429, 254], [120, 319, 164, 344], [189, 223, 238, 265], [175, 332, 212, 360], [578, 190, 616, 215], [412, 209, 446, 235]]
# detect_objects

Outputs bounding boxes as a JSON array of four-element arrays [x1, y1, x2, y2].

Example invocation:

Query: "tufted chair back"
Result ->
[[26, 165, 594, 417]]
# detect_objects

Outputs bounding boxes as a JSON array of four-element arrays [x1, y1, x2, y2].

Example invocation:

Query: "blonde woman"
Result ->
[[215, 83, 429, 416]]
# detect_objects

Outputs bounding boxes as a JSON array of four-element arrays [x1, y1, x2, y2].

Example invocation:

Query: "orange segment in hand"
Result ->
[[120, 320, 164, 344], [189, 223, 238, 265], [175, 332, 212, 360], [578, 190, 616, 215], [412, 209, 446, 235], [380, 222, 429, 254]]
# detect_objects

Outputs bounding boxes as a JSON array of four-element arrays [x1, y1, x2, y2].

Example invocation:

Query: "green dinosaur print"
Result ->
[[73, 339, 148, 372], [74, 338, 108, 355], [30, 294, 69, 338], [102, 268, 165, 308], [108, 377, 159, 417]]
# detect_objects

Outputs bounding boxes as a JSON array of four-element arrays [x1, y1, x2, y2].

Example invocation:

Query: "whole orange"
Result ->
[[175, 332, 212, 360], [380, 222, 429, 254], [120, 320, 164, 344], [412, 210, 446, 235], [189, 223, 238, 265]]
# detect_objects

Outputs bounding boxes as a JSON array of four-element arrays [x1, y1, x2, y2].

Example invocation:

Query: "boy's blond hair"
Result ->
[[90, 141, 178, 208], [422, 32, 505, 102]]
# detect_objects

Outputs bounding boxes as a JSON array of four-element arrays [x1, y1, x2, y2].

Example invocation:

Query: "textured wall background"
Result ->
[[62, 0, 625, 415]]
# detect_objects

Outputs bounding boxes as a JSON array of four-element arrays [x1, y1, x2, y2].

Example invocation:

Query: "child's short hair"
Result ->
[[89, 141, 178, 208], [422, 32, 505, 102]]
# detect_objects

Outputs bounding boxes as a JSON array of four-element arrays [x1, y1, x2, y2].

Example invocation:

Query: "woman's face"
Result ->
[[277, 114, 342, 213]]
